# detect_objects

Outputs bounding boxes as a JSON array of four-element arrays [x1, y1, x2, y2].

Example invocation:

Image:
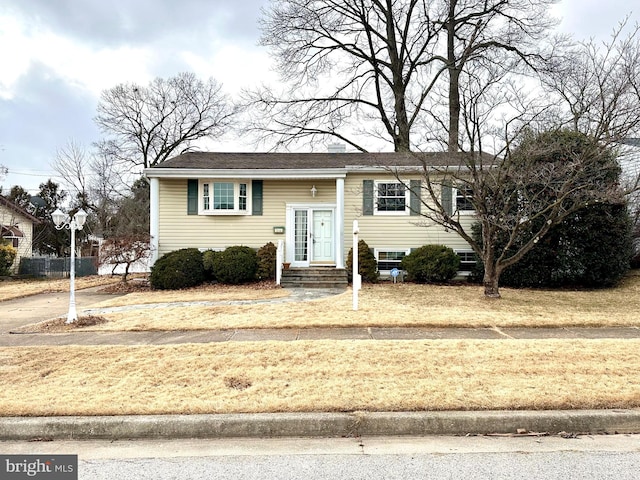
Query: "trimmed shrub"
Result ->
[[400, 245, 460, 283], [0, 242, 17, 276], [256, 242, 277, 281], [150, 248, 205, 290], [346, 239, 379, 283], [203, 249, 223, 281], [211, 246, 258, 284]]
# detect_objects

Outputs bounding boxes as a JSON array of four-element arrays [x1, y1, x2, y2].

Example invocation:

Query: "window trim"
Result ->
[[455, 249, 476, 276], [199, 180, 252, 216], [375, 248, 410, 273], [374, 180, 410, 215], [453, 184, 475, 214], [1, 236, 19, 248]]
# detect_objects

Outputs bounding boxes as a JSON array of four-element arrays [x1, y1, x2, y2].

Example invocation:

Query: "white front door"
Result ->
[[289, 206, 335, 266], [312, 210, 333, 263]]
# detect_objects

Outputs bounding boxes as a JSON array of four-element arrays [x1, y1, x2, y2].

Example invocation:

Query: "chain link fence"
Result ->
[[19, 257, 98, 278]]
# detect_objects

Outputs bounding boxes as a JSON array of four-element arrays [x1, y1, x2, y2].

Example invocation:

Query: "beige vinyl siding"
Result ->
[[17, 218, 34, 270], [0, 206, 34, 273], [157, 179, 337, 257], [343, 173, 475, 256]]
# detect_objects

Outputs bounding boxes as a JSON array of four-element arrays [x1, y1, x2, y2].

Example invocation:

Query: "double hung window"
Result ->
[[375, 181, 409, 214], [454, 184, 475, 213], [375, 249, 409, 272]]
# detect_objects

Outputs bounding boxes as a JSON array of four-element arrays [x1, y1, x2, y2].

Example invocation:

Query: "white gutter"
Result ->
[[144, 168, 347, 179]]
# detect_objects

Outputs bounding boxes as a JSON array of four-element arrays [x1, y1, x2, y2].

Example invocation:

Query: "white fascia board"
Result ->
[[144, 168, 347, 179], [345, 165, 474, 174], [345, 165, 423, 173]]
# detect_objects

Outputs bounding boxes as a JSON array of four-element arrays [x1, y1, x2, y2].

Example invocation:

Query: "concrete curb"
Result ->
[[1, 410, 640, 440]]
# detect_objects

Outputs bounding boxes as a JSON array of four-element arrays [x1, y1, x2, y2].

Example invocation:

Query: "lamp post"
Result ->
[[52, 208, 88, 324]]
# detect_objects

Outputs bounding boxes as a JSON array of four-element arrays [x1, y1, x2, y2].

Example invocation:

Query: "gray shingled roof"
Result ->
[[0, 196, 40, 224], [151, 151, 486, 170], [622, 138, 640, 147]]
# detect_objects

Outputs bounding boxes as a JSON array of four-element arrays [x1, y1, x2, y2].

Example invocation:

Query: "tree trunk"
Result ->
[[446, 1, 460, 153], [448, 67, 461, 153], [482, 262, 501, 298]]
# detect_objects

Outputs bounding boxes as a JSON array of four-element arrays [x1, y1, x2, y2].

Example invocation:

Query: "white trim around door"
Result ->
[[285, 203, 337, 267]]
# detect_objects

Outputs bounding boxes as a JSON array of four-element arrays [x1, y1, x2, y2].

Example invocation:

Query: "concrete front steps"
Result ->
[[280, 267, 348, 288]]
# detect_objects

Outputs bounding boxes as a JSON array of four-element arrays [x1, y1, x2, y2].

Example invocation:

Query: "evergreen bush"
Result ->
[[471, 202, 633, 288], [346, 239, 379, 283], [211, 246, 258, 284], [149, 248, 205, 290], [202, 249, 223, 281], [256, 242, 277, 281], [400, 245, 460, 283]]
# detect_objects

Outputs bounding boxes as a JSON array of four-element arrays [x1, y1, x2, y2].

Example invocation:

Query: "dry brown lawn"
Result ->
[[3, 273, 640, 416], [0, 339, 638, 416], [94, 282, 290, 306], [70, 273, 640, 331]]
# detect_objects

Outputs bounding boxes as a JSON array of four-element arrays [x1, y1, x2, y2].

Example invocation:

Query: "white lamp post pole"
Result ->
[[68, 223, 78, 323], [52, 208, 87, 324]]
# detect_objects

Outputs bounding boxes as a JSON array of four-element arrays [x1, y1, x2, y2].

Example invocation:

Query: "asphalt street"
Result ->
[[3, 435, 640, 480]]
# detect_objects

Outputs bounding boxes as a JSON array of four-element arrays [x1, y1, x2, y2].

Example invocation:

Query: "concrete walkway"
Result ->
[[2, 286, 640, 440], [2, 286, 640, 346]]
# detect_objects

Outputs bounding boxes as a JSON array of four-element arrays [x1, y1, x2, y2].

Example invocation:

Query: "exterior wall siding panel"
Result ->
[[343, 173, 474, 259], [156, 174, 475, 261], [157, 179, 338, 257]]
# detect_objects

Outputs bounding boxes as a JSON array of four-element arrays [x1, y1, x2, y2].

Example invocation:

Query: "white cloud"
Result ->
[[180, 45, 276, 95]]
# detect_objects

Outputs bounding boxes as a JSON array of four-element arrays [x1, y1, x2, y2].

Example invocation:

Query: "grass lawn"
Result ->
[[1, 272, 639, 416], [1, 339, 639, 416], [55, 272, 640, 331]]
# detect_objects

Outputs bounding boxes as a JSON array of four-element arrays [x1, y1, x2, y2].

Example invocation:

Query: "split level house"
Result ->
[[0, 195, 39, 274], [144, 149, 478, 284]]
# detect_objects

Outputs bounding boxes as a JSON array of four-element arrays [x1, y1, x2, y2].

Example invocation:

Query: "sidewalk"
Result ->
[[2, 286, 640, 440], [3, 286, 640, 346]]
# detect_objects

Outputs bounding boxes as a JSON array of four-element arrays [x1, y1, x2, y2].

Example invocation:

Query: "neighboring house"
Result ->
[[144, 150, 478, 276], [0, 196, 40, 274]]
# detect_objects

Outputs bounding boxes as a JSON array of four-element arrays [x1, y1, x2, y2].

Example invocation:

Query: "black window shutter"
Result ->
[[252, 180, 263, 215], [187, 179, 198, 215], [363, 180, 374, 215], [410, 179, 421, 216]]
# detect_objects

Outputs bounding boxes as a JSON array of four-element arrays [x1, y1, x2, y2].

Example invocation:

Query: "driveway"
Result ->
[[0, 288, 126, 334]]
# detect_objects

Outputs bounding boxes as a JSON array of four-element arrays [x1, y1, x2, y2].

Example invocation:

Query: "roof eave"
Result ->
[[144, 168, 348, 179]]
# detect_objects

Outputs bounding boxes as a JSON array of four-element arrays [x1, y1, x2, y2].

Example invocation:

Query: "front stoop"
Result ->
[[281, 267, 348, 289]]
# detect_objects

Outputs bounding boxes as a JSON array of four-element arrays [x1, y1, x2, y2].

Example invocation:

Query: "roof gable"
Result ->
[[0, 196, 40, 224]]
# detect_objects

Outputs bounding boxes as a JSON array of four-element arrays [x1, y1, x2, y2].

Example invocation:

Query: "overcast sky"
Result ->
[[0, 0, 637, 194]]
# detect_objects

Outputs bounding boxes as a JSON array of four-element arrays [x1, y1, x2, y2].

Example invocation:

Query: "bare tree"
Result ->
[[99, 234, 151, 283], [52, 139, 91, 209], [541, 17, 640, 145], [247, 0, 558, 152], [89, 148, 128, 236], [52, 140, 126, 237], [405, 56, 633, 297], [95, 72, 237, 169]]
